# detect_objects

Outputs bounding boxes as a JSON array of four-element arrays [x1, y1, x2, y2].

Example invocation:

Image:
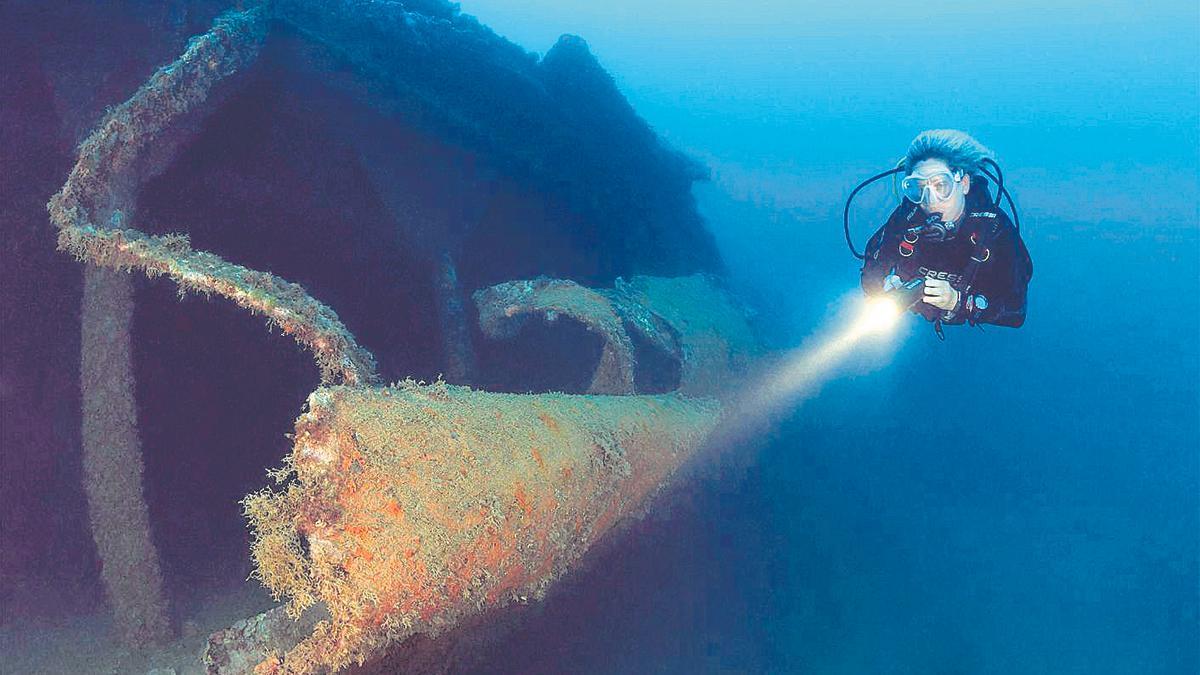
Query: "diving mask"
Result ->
[[900, 170, 963, 204]]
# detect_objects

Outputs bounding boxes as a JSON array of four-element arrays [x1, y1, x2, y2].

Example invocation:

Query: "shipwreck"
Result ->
[[30, 1, 761, 672]]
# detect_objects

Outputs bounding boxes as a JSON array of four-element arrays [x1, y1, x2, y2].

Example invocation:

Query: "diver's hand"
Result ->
[[922, 278, 960, 311]]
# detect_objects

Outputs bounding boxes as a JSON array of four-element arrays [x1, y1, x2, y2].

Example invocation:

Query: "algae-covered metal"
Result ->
[[44, 3, 759, 672], [245, 383, 719, 672]]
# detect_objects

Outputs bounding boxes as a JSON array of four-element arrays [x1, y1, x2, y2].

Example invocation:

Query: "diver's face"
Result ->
[[910, 158, 969, 222]]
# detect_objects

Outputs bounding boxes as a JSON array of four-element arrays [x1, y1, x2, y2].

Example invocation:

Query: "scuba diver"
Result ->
[[846, 129, 1032, 336]]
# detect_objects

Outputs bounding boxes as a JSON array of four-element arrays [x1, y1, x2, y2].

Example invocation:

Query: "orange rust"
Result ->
[[514, 483, 533, 517], [480, 534, 504, 568], [246, 383, 724, 673], [533, 550, 556, 579], [455, 548, 478, 576], [408, 558, 428, 578], [336, 482, 362, 509], [445, 576, 463, 600], [460, 506, 487, 529], [590, 498, 622, 542], [423, 500, 455, 528], [480, 526, 516, 568], [254, 656, 283, 675], [336, 444, 362, 470], [537, 412, 559, 433], [486, 563, 528, 604], [419, 602, 437, 623]]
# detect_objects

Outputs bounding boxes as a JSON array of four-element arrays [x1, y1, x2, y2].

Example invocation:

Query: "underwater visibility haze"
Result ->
[[1, 0, 1196, 673]]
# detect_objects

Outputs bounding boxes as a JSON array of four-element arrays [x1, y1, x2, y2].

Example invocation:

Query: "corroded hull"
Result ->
[[245, 384, 719, 672]]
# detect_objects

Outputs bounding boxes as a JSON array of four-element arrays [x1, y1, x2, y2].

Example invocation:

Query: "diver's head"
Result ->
[[900, 129, 994, 223], [904, 157, 970, 223]]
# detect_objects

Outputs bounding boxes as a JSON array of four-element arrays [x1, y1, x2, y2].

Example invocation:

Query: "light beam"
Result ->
[[707, 291, 911, 453]]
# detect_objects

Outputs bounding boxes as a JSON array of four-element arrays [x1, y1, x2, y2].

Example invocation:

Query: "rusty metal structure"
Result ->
[[46, 2, 759, 672], [473, 277, 687, 395], [243, 382, 721, 672]]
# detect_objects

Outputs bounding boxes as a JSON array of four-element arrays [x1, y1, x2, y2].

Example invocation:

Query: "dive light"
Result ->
[[856, 276, 925, 336], [887, 277, 926, 310]]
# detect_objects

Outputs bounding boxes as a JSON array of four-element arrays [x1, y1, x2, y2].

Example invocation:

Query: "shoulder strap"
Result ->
[[960, 212, 1005, 294]]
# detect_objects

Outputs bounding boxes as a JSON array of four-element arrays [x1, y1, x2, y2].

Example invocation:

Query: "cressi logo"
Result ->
[[918, 266, 963, 284]]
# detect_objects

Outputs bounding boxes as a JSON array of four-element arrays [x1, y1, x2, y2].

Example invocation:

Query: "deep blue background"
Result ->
[[0, 2, 1193, 672], [460, 1, 1199, 672]]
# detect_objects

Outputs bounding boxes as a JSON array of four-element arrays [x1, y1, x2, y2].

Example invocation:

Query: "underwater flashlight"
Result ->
[[888, 276, 927, 310], [853, 278, 925, 336], [857, 297, 902, 335]]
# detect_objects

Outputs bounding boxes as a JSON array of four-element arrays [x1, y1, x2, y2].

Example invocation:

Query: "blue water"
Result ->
[[459, 1, 1199, 672], [2, 2, 1194, 672]]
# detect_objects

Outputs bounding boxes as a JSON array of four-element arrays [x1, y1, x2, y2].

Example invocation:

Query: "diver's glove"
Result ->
[[921, 277, 960, 311]]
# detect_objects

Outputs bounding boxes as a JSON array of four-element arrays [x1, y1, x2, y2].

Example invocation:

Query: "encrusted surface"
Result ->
[[245, 381, 719, 672], [45, 4, 376, 386], [474, 278, 639, 394], [38, 4, 759, 672]]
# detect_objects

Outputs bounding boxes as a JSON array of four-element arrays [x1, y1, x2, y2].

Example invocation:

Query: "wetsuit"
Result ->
[[860, 178, 1032, 328]]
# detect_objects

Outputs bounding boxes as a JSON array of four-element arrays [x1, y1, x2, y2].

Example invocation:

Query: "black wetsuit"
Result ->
[[860, 178, 1032, 328]]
